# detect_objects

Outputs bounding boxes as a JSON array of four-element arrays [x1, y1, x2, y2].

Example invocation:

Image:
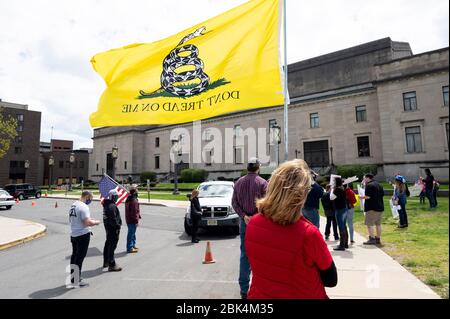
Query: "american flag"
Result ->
[[98, 175, 129, 205]]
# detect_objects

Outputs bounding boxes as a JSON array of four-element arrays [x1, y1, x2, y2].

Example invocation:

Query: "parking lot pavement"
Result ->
[[0, 198, 241, 299]]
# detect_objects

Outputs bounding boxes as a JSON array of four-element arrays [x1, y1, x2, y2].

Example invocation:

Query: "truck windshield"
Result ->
[[198, 184, 233, 198]]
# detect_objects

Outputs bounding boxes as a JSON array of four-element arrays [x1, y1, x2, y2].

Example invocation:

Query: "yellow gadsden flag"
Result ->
[[89, 0, 284, 127]]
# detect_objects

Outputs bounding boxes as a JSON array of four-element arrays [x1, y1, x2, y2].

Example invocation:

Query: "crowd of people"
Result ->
[[67, 158, 441, 298], [68, 187, 141, 288]]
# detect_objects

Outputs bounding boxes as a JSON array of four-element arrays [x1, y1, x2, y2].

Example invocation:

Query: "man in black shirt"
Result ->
[[424, 169, 437, 209], [360, 173, 384, 246]]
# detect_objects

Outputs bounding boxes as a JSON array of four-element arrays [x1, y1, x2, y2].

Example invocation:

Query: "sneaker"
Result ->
[[108, 265, 123, 272], [375, 237, 381, 245], [127, 248, 138, 253], [325, 236, 330, 241], [79, 278, 89, 287], [66, 283, 80, 289], [351, 240, 356, 244], [334, 237, 340, 241], [333, 246, 346, 251], [191, 239, 200, 243], [240, 292, 248, 299], [363, 237, 377, 245], [133, 246, 139, 251], [103, 263, 108, 268]]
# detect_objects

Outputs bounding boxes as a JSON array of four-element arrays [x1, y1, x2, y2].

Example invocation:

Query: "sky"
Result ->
[[0, 0, 448, 149]]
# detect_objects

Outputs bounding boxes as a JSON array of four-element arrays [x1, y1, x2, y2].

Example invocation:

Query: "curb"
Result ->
[[44, 196, 169, 207], [0, 225, 47, 251]]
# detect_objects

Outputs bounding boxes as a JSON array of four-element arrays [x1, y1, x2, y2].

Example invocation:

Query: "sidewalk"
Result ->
[[45, 194, 189, 209], [0, 216, 47, 251], [322, 217, 440, 299]]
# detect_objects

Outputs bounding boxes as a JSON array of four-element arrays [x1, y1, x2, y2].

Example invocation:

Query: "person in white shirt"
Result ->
[[68, 191, 101, 288]]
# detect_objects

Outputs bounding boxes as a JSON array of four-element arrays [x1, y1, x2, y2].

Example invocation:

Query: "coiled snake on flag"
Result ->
[[141, 27, 210, 97]]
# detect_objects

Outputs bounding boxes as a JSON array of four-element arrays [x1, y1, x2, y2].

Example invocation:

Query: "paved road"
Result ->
[[0, 198, 241, 299]]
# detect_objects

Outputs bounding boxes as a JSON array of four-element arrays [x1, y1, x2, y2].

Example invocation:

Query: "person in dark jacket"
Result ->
[[360, 173, 385, 246], [102, 189, 122, 271], [302, 171, 324, 229], [330, 177, 349, 251], [321, 185, 339, 241], [125, 187, 141, 253], [423, 169, 436, 209], [190, 189, 202, 243]]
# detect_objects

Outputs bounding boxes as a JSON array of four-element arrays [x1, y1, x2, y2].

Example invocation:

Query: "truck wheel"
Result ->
[[232, 226, 240, 236], [18, 194, 25, 201], [184, 218, 192, 236], [6, 205, 12, 210], [35, 192, 41, 199]]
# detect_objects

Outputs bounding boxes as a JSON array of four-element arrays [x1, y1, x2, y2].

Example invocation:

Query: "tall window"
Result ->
[[155, 137, 160, 148], [234, 125, 242, 138], [234, 147, 243, 164], [310, 113, 319, 128], [16, 114, 24, 132], [155, 155, 160, 169], [79, 161, 84, 169], [15, 136, 23, 144], [446, 123, 449, 147], [405, 126, 423, 153], [96, 163, 99, 172], [124, 161, 127, 170], [443, 86, 449, 107], [14, 147, 22, 154], [403, 92, 418, 111], [59, 161, 64, 168], [356, 106, 367, 122], [357, 136, 371, 157]]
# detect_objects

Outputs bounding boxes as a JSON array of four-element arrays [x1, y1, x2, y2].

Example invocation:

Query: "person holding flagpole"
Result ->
[[102, 189, 123, 272]]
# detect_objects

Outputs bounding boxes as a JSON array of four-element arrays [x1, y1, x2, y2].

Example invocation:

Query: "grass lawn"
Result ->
[[335, 197, 449, 298], [379, 182, 448, 190]]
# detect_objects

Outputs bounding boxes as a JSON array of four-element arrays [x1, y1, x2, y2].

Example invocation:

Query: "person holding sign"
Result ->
[[330, 177, 349, 251], [393, 176, 408, 228]]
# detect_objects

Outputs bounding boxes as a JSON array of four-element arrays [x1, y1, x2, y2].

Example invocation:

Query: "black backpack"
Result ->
[[405, 183, 410, 197]]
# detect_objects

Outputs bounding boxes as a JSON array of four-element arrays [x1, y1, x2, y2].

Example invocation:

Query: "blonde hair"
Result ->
[[257, 159, 312, 225]]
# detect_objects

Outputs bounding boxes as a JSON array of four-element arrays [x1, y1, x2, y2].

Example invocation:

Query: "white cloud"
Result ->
[[0, 0, 448, 149]]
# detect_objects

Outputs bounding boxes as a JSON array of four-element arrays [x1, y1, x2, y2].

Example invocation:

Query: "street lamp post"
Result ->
[[171, 138, 181, 195], [111, 146, 119, 180], [48, 156, 54, 194], [24, 160, 30, 183], [271, 122, 282, 166], [69, 152, 75, 191]]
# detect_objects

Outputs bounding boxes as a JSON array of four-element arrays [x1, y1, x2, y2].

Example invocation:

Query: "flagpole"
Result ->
[[283, 0, 289, 162]]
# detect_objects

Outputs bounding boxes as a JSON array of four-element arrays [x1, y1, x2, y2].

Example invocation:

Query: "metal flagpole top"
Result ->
[[283, 0, 289, 162]]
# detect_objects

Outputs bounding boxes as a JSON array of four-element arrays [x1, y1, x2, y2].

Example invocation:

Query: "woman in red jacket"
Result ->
[[245, 159, 337, 299], [125, 187, 141, 253]]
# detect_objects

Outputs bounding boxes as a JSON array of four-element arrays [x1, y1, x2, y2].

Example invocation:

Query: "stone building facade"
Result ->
[[0, 100, 41, 186], [91, 38, 449, 182]]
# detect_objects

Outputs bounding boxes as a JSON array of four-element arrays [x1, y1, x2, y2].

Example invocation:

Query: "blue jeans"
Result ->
[[398, 201, 408, 226], [426, 189, 436, 208], [239, 218, 251, 294], [302, 208, 320, 228], [335, 208, 348, 230], [347, 208, 354, 241], [126, 224, 137, 252]]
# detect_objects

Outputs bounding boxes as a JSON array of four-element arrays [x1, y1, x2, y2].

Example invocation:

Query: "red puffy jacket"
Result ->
[[245, 213, 333, 299]]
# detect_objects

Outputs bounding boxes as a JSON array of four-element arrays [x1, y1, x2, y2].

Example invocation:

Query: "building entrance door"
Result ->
[[106, 153, 113, 177], [304, 140, 330, 168]]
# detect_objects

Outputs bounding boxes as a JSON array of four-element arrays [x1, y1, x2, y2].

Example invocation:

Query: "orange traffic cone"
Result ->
[[55, 201, 58, 208], [202, 241, 216, 264], [44, 193, 48, 197], [31, 201, 36, 207]]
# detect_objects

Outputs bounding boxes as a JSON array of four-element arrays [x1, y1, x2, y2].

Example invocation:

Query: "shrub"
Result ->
[[336, 164, 378, 180], [140, 171, 157, 183], [181, 169, 209, 183]]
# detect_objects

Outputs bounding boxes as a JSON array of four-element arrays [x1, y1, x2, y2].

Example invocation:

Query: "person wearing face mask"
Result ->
[[125, 187, 141, 253], [68, 191, 101, 288], [102, 189, 123, 271]]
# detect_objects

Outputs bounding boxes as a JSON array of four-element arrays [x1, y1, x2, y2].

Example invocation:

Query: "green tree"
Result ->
[[0, 107, 18, 159]]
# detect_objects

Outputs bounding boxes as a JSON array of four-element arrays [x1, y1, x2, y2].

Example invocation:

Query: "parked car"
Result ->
[[4, 184, 41, 201], [184, 181, 239, 235], [0, 189, 15, 210]]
